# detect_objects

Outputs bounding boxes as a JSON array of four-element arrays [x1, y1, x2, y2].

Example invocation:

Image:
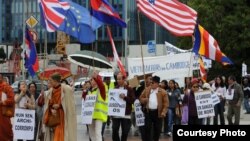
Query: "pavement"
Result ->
[[74, 94, 250, 141]]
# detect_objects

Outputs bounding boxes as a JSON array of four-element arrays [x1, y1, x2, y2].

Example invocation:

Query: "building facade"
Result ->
[[0, 0, 175, 56]]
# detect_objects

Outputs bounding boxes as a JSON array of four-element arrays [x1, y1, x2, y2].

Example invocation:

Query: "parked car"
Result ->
[[73, 77, 90, 91]]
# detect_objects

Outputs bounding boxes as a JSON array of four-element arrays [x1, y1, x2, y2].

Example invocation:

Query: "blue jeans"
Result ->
[[244, 97, 250, 113], [167, 108, 174, 133]]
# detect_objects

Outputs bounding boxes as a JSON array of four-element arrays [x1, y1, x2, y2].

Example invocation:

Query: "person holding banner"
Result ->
[[212, 76, 226, 125], [43, 73, 77, 141], [139, 75, 168, 141], [0, 73, 15, 141], [112, 72, 135, 141], [15, 81, 36, 141], [183, 78, 203, 125], [88, 71, 107, 141]]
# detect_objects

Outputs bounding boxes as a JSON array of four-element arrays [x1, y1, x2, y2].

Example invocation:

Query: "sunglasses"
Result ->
[[192, 85, 199, 88]]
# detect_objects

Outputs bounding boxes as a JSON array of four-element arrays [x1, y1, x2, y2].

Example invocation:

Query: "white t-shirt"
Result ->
[[149, 88, 158, 110]]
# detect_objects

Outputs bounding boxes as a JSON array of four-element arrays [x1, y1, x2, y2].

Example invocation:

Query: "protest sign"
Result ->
[[108, 89, 127, 117], [14, 109, 35, 140], [211, 92, 220, 106], [134, 100, 145, 126], [225, 89, 234, 100], [195, 91, 215, 119], [82, 95, 97, 124]]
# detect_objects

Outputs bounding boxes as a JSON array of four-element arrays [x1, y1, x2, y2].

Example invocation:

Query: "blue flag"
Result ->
[[58, 0, 103, 43], [91, 0, 126, 28], [25, 27, 39, 77]]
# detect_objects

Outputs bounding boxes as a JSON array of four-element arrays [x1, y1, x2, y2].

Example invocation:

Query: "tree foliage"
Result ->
[[178, 0, 250, 80]]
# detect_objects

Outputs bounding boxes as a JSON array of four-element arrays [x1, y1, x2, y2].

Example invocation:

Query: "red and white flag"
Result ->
[[137, 0, 197, 36], [107, 26, 127, 77]]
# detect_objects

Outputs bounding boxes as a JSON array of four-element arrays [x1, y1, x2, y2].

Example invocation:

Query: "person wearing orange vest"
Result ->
[[88, 71, 107, 141]]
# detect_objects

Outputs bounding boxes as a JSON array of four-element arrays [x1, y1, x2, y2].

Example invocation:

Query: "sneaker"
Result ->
[[167, 132, 172, 137]]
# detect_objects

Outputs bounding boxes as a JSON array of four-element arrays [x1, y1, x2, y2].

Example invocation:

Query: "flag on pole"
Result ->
[[38, 0, 70, 32], [136, 0, 197, 36], [90, 0, 127, 27], [242, 63, 247, 77], [199, 56, 207, 82], [193, 24, 233, 65], [25, 27, 39, 77], [107, 26, 126, 77], [57, 0, 103, 43]]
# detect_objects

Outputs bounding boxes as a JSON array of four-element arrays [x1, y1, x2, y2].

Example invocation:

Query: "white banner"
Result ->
[[194, 91, 215, 119], [81, 99, 85, 124], [128, 52, 192, 87], [134, 100, 145, 126], [242, 63, 247, 77], [108, 89, 127, 117], [14, 109, 35, 140], [211, 92, 220, 106], [128, 52, 212, 87], [225, 89, 234, 100], [82, 95, 97, 124]]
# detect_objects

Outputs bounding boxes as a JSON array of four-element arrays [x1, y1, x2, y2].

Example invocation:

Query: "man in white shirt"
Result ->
[[140, 76, 168, 141]]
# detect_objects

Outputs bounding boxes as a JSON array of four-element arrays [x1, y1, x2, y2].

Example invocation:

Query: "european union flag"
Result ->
[[58, 0, 103, 43]]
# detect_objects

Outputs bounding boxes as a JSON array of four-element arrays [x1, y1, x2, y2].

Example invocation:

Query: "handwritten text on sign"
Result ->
[[14, 109, 35, 140], [108, 89, 127, 117], [134, 100, 145, 126], [195, 91, 215, 119], [82, 95, 97, 124]]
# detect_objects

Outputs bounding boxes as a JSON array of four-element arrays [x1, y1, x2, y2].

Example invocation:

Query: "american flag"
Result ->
[[38, 0, 70, 32], [137, 0, 197, 36]]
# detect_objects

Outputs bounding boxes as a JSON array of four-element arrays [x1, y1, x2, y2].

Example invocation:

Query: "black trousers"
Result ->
[[144, 110, 162, 141], [112, 118, 131, 141], [213, 102, 225, 125]]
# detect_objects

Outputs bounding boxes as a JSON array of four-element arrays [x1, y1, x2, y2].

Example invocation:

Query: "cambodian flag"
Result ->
[[25, 28, 39, 77], [90, 0, 126, 28]]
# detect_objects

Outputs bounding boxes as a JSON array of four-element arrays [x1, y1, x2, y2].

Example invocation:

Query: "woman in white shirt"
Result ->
[[212, 76, 226, 125]]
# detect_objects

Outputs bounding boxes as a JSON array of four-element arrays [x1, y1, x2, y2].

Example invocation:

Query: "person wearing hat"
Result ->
[[183, 78, 203, 125], [139, 75, 168, 141]]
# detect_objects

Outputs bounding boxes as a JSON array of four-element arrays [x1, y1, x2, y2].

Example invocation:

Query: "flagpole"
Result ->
[[22, 0, 26, 80], [137, 12, 146, 85], [124, 0, 128, 70]]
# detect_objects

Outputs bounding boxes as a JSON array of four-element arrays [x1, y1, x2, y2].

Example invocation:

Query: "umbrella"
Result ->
[[39, 66, 72, 80], [67, 50, 113, 71]]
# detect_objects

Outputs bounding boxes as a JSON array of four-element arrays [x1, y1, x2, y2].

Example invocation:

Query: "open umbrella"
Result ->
[[67, 50, 113, 71], [39, 66, 72, 80]]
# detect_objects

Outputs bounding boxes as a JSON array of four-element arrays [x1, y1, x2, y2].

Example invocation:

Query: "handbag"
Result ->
[[44, 107, 60, 127], [2, 105, 15, 117]]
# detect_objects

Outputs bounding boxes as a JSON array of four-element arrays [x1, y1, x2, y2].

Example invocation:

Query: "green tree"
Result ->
[[178, 0, 250, 80]]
